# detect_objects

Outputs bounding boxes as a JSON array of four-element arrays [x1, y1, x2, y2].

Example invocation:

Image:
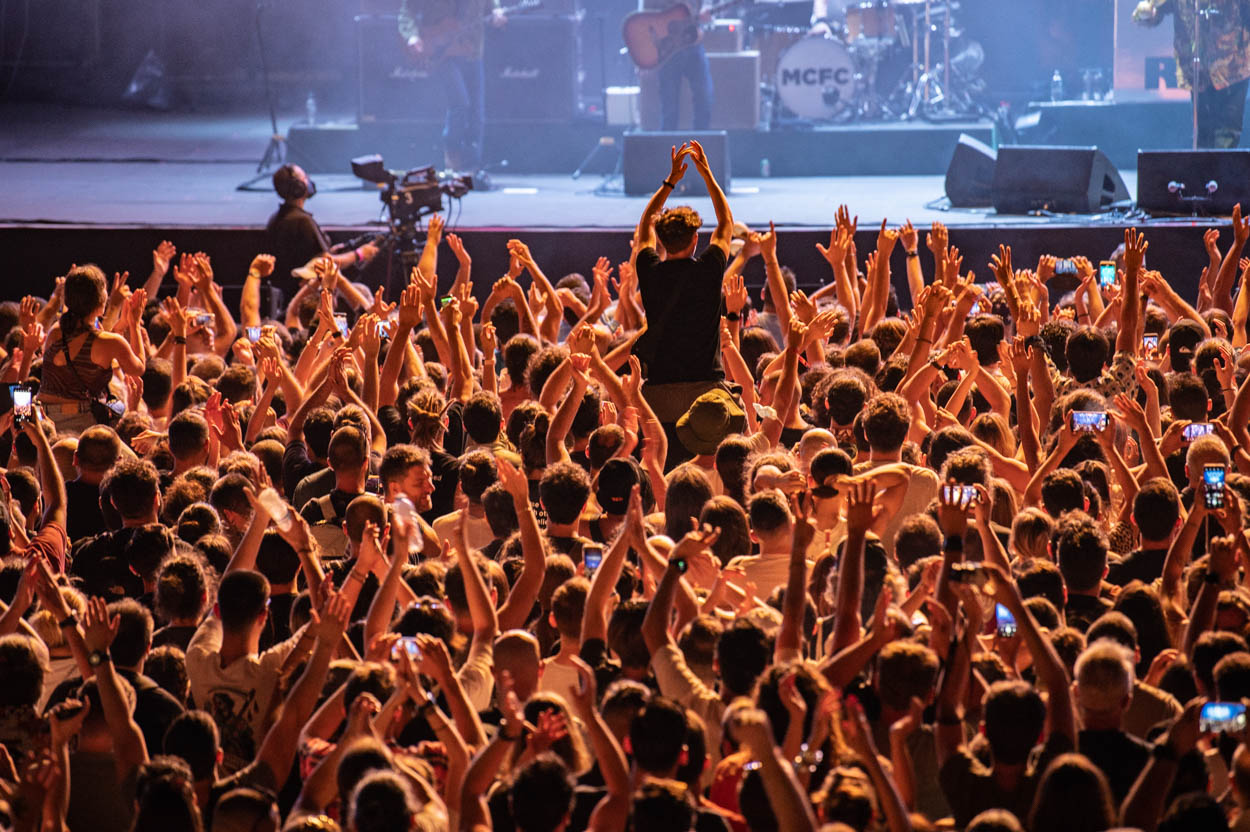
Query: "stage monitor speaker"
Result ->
[[991, 145, 1129, 215], [623, 131, 730, 196], [355, 14, 447, 122], [1137, 149, 1250, 216], [484, 16, 579, 122], [944, 132, 997, 207], [639, 52, 761, 131]]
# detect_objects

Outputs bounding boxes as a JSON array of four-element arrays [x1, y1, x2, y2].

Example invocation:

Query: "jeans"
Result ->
[[433, 56, 485, 169], [1198, 77, 1250, 148], [659, 44, 714, 131]]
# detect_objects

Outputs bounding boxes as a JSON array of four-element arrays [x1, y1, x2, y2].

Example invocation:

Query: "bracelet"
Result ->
[[906, 250, 919, 258], [354, 247, 365, 265], [57, 614, 78, 629], [173, 336, 187, 345], [662, 179, 676, 190], [916, 337, 932, 344], [725, 311, 741, 322], [348, 569, 368, 583]]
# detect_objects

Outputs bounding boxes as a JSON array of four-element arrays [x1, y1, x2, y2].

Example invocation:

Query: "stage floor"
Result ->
[[0, 100, 1108, 232]]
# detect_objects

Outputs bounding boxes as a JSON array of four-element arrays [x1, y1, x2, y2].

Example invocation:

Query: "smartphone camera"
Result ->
[[245, 326, 262, 343], [12, 387, 32, 425], [1071, 410, 1108, 433], [393, 636, 422, 662], [944, 485, 978, 507], [995, 603, 1017, 639], [583, 544, 603, 576], [1099, 260, 1117, 288], [1054, 259, 1077, 276], [1200, 701, 1247, 733], [1184, 422, 1214, 443], [1204, 464, 1227, 510], [1142, 334, 1159, 354], [334, 313, 349, 339]]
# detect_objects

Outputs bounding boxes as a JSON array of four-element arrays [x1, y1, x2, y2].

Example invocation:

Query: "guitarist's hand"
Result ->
[[406, 35, 425, 56], [669, 143, 691, 183]]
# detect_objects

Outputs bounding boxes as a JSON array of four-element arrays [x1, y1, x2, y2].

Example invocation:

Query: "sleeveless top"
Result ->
[[40, 329, 113, 401]]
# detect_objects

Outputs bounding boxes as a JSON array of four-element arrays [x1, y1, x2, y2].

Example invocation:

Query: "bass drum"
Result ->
[[775, 36, 857, 120]]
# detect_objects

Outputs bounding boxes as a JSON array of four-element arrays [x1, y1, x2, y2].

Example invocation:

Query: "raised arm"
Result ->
[[688, 140, 733, 254], [82, 598, 147, 778], [22, 408, 64, 532], [495, 458, 549, 631], [635, 143, 691, 251], [1117, 228, 1146, 355]]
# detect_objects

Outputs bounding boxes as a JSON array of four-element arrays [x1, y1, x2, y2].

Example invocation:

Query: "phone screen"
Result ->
[[1204, 465, 1227, 510], [1201, 701, 1247, 733], [1099, 261, 1117, 287], [12, 388, 32, 420], [334, 314, 349, 338], [1143, 334, 1159, 353], [1054, 258, 1077, 275], [1184, 422, 1214, 442], [1071, 410, 1108, 432], [583, 545, 603, 575], [395, 636, 422, 661], [995, 603, 1017, 638], [245, 326, 262, 343]]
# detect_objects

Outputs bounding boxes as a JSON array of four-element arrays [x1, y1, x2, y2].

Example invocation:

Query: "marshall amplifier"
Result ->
[[355, 14, 447, 122], [484, 15, 579, 121]]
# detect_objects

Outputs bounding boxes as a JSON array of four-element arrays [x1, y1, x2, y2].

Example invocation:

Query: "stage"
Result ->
[[0, 102, 1223, 306]]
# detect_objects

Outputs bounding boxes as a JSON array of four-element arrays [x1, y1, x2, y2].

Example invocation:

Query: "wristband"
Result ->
[[1203, 570, 1222, 585], [58, 614, 78, 629], [662, 179, 676, 190], [905, 250, 919, 258], [942, 535, 964, 553], [354, 247, 364, 265], [173, 336, 187, 345], [725, 312, 741, 322], [349, 569, 368, 583]]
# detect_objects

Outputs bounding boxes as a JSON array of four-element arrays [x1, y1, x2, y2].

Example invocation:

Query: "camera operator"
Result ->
[[266, 164, 379, 294]]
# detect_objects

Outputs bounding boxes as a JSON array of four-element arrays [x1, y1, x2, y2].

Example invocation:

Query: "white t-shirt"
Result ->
[[185, 617, 305, 772]]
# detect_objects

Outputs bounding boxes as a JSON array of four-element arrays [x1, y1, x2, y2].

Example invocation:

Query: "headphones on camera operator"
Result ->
[[273, 163, 317, 202]]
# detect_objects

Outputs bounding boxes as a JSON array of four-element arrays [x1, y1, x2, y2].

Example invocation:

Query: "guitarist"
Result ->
[[398, 0, 507, 171], [642, 0, 715, 130]]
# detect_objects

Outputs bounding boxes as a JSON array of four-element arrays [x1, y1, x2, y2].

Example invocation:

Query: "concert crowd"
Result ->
[[0, 140, 1248, 832]]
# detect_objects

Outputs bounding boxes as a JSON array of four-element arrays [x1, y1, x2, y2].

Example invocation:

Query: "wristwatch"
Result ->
[[87, 650, 110, 668], [905, 249, 919, 258], [725, 311, 741, 322]]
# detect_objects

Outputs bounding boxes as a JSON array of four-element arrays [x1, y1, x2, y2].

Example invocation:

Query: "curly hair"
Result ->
[[655, 206, 702, 253]]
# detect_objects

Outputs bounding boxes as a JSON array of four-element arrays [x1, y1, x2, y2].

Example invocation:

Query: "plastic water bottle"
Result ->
[[257, 487, 293, 532], [1050, 70, 1063, 103], [760, 158, 772, 178], [305, 91, 317, 125], [391, 496, 422, 555]]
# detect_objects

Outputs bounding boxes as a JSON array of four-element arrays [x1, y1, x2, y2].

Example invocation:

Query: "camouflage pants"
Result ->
[[1198, 77, 1250, 147]]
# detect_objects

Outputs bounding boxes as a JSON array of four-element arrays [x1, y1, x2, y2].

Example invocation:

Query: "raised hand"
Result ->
[[790, 288, 817, 324], [723, 273, 748, 315], [844, 480, 882, 536], [815, 226, 853, 267], [899, 219, 918, 252], [446, 232, 471, 267], [82, 596, 119, 654], [876, 218, 900, 257], [1124, 227, 1148, 273], [687, 139, 711, 172], [249, 254, 275, 279], [1236, 203, 1250, 247], [152, 240, 176, 276], [758, 221, 778, 259], [669, 142, 691, 183]]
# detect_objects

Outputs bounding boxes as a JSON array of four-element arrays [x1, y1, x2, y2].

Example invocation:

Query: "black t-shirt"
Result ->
[[65, 479, 104, 543], [265, 203, 330, 292], [282, 440, 325, 502], [633, 245, 727, 384], [1078, 728, 1150, 803], [1106, 547, 1169, 586], [69, 528, 145, 601]]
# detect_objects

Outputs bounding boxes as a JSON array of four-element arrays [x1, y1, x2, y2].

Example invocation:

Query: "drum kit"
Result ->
[[748, 0, 984, 125]]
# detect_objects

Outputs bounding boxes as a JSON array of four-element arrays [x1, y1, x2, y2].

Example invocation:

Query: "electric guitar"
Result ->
[[409, 0, 541, 69], [621, 1, 742, 70]]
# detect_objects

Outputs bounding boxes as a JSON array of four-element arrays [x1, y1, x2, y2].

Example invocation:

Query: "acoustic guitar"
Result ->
[[621, 1, 742, 70], [411, 0, 541, 69]]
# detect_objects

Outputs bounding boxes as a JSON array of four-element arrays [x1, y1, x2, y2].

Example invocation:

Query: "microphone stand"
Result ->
[[237, 1, 288, 191]]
